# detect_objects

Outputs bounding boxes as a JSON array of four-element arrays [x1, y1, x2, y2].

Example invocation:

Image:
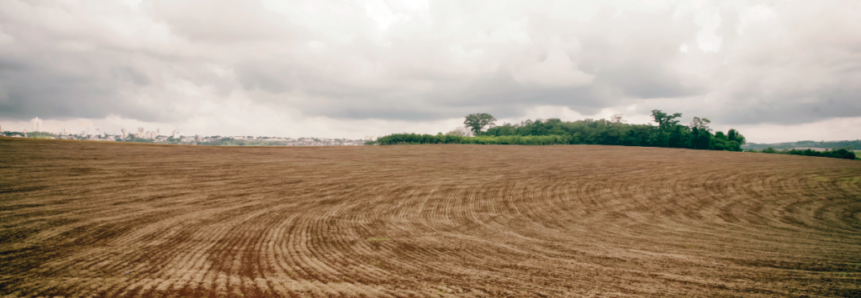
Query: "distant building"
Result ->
[[172, 130, 179, 138], [121, 128, 127, 137], [31, 117, 42, 132]]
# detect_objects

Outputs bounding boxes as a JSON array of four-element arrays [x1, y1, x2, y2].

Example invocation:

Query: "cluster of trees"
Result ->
[[1, 131, 56, 138], [375, 134, 577, 145], [378, 110, 746, 151], [118, 135, 154, 143], [197, 138, 283, 146], [752, 147, 857, 159]]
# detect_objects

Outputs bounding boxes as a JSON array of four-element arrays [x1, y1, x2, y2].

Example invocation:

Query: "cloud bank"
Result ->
[[1, 0, 859, 140]]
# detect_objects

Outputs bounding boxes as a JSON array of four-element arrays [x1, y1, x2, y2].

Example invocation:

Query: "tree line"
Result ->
[[378, 110, 746, 151], [751, 147, 856, 160]]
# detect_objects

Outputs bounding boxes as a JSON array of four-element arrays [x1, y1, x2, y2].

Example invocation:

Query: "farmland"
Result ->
[[1, 138, 860, 297]]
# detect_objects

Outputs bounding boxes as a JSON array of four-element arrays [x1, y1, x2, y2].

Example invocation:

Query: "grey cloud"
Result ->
[[1, 0, 859, 128], [229, 4, 704, 121], [712, 87, 861, 125], [0, 1, 188, 122], [595, 62, 703, 99], [146, 0, 304, 43], [325, 107, 446, 122], [113, 67, 150, 86], [237, 64, 295, 94], [688, 2, 861, 125], [0, 54, 163, 121]]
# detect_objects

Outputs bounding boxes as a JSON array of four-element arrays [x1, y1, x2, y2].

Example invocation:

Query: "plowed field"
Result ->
[[1, 138, 860, 297]]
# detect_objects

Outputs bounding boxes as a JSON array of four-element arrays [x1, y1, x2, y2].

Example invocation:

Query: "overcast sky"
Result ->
[[1, 0, 859, 142]]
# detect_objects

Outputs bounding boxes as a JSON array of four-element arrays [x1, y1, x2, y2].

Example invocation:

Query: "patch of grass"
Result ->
[[840, 177, 861, 183], [367, 238, 390, 242]]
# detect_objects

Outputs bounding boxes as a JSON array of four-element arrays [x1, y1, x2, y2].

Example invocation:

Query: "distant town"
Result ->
[[0, 117, 376, 146]]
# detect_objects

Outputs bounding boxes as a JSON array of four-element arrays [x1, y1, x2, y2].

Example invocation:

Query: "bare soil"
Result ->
[[1, 138, 860, 297]]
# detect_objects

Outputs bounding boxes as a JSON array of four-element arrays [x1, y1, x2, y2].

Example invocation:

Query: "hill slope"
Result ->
[[743, 139, 861, 151]]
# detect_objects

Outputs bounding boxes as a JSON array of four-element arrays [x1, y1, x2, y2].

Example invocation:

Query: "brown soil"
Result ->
[[1, 138, 860, 297]]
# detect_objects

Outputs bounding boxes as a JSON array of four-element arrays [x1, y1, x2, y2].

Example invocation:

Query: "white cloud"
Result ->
[[737, 5, 776, 36], [696, 11, 722, 53], [1, 0, 860, 142], [512, 37, 593, 87]]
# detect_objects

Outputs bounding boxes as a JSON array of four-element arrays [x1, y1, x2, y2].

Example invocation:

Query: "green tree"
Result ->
[[691, 127, 712, 149], [464, 113, 496, 135], [688, 117, 713, 150], [727, 129, 746, 145], [690, 117, 711, 132], [446, 127, 471, 137], [651, 110, 682, 130]]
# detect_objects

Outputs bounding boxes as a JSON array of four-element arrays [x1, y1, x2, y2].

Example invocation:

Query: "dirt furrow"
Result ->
[[2, 139, 860, 296]]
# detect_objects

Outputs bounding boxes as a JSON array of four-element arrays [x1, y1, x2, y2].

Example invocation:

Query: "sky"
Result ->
[[0, 0, 860, 143]]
